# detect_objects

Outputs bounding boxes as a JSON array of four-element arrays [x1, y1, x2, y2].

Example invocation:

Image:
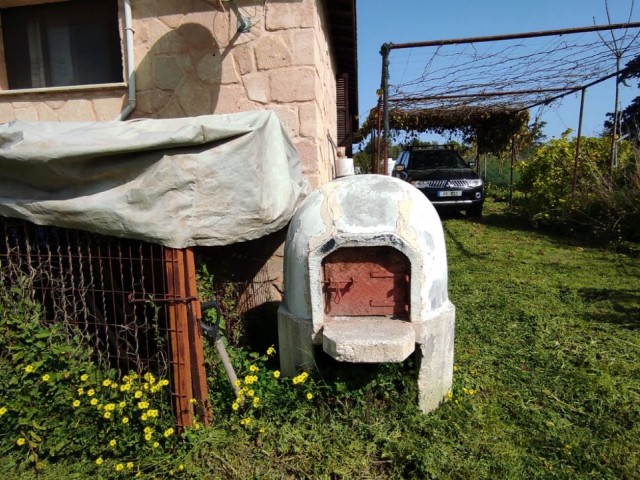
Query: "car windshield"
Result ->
[[408, 150, 468, 170]]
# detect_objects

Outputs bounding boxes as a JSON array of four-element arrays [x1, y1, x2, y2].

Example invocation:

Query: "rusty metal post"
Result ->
[[572, 88, 586, 199], [509, 136, 516, 209], [164, 248, 194, 429], [184, 248, 212, 425]]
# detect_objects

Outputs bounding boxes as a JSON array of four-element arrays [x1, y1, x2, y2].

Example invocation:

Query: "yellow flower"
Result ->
[[143, 372, 156, 383], [126, 462, 134, 470], [0, 407, 7, 416], [90, 398, 99, 406], [249, 365, 259, 373], [41, 374, 50, 382], [102, 379, 112, 387], [109, 439, 117, 447], [152, 441, 160, 449], [234, 379, 242, 387], [179, 464, 184, 471], [147, 409, 158, 418], [189, 398, 197, 405], [273, 370, 281, 379], [232, 402, 239, 411], [80, 374, 89, 382], [87, 389, 95, 397], [122, 417, 129, 424], [95, 457, 104, 465], [240, 417, 251, 426], [144, 426, 153, 434], [16, 438, 26, 446], [120, 384, 131, 392], [104, 403, 115, 412], [144, 432, 153, 441], [111, 383, 118, 390], [158, 379, 169, 387], [118, 401, 126, 409], [134, 390, 143, 399], [252, 397, 260, 408], [247, 390, 255, 397], [77, 387, 84, 396], [266, 346, 276, 356], [103, 411, 112, 419], [115, 463, 124, 472], [137, 401, 149, 410], [306, 392, 313, 400], [72, 400, 81, 408], [446, 390, 454, 401], [141, 414, 148, 421], [122, 375, 131, 383], [163, 427, 174, 438], [24, 365, 34, 373]]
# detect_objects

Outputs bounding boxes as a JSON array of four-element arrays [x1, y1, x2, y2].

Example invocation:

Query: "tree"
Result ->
[[604, 54, 640, 143]]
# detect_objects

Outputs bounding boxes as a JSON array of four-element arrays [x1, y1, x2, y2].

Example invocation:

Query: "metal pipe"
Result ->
[[390, 87, 570, 104], [610, 56, 621, 172], [118, 0, 136, 120], [509, 136, 515, 209], [520, 70, 620, 112], [381, 43, 391, 167], [572, 88, 586, 199], [386, 22, 640, 51]]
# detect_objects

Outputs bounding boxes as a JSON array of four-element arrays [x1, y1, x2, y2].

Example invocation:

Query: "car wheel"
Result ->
[[467, 204, 483, 218]]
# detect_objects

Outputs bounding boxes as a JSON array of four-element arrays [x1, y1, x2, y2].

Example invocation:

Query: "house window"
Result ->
[[1, 0, 122, 90]]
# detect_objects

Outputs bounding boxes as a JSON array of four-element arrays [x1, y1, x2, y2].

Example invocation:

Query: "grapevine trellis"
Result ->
[[364, 21, 640, 199]]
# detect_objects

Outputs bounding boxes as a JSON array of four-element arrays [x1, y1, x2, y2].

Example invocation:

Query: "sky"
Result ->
[[355, 0, 640, 143]]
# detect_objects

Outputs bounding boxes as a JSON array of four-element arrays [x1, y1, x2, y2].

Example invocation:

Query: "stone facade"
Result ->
[[0, 0, 353, 312], [0, 0, 342, 189]]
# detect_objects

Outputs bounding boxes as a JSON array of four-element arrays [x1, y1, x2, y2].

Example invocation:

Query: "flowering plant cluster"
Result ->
[[225, 345, 318, 431], [0, 278, 194, 478]]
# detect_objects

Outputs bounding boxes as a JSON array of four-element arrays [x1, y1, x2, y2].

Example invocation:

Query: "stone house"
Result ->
[[0, 0, 358, 327]]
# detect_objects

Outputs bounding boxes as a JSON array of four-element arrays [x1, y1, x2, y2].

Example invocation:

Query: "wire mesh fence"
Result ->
[[0, 217, 210, 428]]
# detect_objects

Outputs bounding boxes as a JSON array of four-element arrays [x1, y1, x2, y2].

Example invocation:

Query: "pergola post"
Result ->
[[572, 88, 586, 199]]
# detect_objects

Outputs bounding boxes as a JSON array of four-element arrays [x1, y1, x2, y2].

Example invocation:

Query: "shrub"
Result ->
[[0, 266, 195, 477], [515, 133, 638, 241]]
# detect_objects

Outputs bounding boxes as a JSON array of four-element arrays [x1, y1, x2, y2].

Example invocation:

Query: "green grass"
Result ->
[[184, 200, 639, 479], [5, 200, 640, 479]]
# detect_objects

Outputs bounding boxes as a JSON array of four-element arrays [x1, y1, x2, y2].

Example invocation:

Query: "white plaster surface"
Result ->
[[322, 318, 415, 363], [277, 174, 456, 413]]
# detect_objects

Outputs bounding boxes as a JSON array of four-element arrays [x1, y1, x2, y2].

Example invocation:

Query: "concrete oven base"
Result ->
[[278, 301, 456, 414]]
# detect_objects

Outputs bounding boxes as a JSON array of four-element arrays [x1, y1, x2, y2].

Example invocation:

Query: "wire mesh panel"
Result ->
[[0, 217, 210, 428]]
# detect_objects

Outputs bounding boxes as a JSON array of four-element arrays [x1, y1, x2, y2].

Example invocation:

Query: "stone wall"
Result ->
[[0, 0, 343, 316], [0, 0, 339, 188]]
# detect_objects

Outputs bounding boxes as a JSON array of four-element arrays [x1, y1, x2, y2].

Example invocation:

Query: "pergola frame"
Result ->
[[372, 22, 640, 203]]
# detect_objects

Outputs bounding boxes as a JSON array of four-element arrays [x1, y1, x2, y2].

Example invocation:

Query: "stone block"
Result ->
[[213, 84, 246, 113], [269, 67, 316, 103], [287, 30, 316, 66], [255, 36, 292, 71], [322, 318, 416, 363], [298, 102, 322, 138], [33, 103, 58, 121], [269, 105, 299, 139], [295, 139, 320, 174], [0, 102, 15, 123], [154, 56, 185, 90], [242, 73, 269, 103], [266, 0, 315, 31], [93, 96, 126, 121], [196, 54, 238, 85], [176, 79, 213, 116], [14, 107, 37, 121], [57, 100, 95, 121], [234, 45, 255, 75], [157, 98, 186, 118]]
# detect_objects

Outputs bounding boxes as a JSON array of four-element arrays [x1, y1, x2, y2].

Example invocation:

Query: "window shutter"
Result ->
[[336, 73, 351, 148]]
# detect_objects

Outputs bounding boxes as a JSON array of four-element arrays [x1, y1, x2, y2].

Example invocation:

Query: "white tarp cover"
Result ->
[[0, 110, 308, 248]]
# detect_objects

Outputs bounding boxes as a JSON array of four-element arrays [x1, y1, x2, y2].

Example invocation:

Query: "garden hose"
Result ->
[[200, 300, 240, 396]]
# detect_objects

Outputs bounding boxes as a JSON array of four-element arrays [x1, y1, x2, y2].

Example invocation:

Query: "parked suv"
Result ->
[[393, 145, 484, 217]]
